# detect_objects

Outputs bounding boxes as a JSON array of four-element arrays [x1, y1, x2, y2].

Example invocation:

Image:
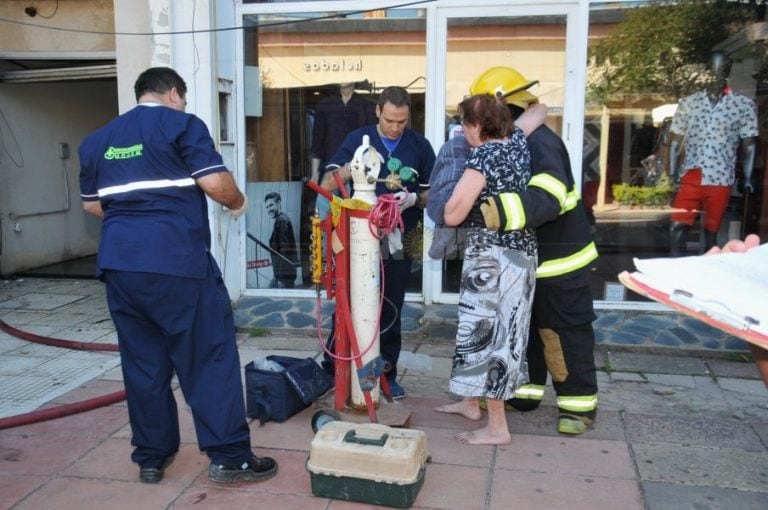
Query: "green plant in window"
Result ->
[[638, 186, 653, 204], [611, 181, 672, 207], [612, 183, 626, 204]]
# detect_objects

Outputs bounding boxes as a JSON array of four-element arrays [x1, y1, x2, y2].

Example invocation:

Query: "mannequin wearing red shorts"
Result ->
[[668, 51, 757, 255]]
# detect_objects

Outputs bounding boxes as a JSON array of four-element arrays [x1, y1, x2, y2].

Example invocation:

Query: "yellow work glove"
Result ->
[[480, 198, 501, 231]]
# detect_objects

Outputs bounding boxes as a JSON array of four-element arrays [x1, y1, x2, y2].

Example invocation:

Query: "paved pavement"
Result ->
[[1, 276, 767, 509]]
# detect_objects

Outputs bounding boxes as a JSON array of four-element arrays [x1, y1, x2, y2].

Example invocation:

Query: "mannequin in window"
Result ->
[[309, 82, 376, 185], [668, 51, 758, 256], [310, 82, 376, 220]]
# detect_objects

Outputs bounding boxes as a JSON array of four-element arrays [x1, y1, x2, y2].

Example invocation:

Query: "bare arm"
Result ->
[[514, 103, 547, 136], [82, 201, 103, 218], [310, 157, 322, 185], [416, 189, 429, 209], [196, 171, 246, 209], [444, 168, 485, 226], [320, 163, 351, 193]]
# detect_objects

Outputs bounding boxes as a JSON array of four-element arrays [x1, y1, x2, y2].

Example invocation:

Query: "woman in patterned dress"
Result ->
[[435, 94, 538, 445]]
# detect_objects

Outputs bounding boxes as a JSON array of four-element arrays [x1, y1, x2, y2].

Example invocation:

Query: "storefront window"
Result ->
[[242, 8, 428, 292], [438, 14, 568, 294], [237, 1, 767, 304], [586, 0, 767, 301]]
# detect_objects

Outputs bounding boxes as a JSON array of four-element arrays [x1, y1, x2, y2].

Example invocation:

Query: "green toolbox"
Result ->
[[306, 421, 429, 508]]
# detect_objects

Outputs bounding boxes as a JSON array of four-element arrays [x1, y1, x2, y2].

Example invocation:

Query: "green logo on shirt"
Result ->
[[104, 144, 143, 160]]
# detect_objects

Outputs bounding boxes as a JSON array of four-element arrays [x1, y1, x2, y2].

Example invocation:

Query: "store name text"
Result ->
[[304, 59, 363, 72]]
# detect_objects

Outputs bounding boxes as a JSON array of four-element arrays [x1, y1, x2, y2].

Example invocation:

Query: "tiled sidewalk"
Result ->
[[1, 277, 767, 509], [0, 380, 646, 510]]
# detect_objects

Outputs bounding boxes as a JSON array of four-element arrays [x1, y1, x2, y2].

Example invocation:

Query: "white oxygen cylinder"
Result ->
[[347, 135, 382, 408]]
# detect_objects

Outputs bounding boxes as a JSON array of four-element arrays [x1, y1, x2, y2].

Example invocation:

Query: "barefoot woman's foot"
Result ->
[[455, 426, 512, 445], [434, 400, 483, 421]]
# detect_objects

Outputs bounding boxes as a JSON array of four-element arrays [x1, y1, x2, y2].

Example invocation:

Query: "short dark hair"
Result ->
[[377, 86, 411, 110], [134, 67, 187, 102], [264, 191, 282, 203], [458, 94, 512, 140]]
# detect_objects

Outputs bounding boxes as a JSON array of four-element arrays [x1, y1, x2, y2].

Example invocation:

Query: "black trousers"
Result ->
[[526, 282, 598, 417]]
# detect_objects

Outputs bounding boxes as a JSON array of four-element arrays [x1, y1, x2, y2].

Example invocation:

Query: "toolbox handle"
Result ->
[[343, 429, 389, 447]]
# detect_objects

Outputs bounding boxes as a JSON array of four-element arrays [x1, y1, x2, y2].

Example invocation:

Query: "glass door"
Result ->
[[425, 1, 587, 304]]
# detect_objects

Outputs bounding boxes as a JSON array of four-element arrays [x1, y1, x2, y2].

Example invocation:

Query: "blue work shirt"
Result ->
[[326, 124, 435, 232], [79, 103, 227, 279]]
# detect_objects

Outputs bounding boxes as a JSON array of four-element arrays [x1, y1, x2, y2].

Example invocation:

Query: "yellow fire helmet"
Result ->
[[469, 66, 540, 108]]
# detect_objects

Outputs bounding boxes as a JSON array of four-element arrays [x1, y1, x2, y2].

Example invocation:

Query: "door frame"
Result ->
[[424, 0, 589, 304]]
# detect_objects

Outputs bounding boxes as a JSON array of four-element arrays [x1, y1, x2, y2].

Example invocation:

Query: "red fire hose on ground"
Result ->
[[0, 318, 119, 352], [0, 318, 126, 430]]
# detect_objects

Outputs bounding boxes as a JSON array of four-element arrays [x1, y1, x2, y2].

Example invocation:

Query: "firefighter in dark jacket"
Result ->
[[473, 67, 600, 434]]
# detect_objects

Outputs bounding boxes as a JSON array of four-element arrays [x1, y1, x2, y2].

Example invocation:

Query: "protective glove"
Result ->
[[480, 197, 501, 230], [228, 195, 249, 219], [394, 191, 417, 213], [387, 228, 404, 254]]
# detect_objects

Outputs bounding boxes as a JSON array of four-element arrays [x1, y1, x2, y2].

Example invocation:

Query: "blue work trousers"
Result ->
[[104, 263, 252, 467]]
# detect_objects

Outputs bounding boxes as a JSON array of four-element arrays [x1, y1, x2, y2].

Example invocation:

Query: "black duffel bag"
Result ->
[[245, 355, 333, 424]]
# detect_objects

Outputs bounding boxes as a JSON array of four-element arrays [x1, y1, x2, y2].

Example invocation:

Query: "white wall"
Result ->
[[0, 0, 114, 55], [114, 0, 155, 114], [168, 0, 245, 298], [211, 0, 247, 297], [0, 80, 118, 275]]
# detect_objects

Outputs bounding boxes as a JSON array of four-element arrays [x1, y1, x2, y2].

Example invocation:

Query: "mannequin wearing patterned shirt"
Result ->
[[668, 51, 757, 255]]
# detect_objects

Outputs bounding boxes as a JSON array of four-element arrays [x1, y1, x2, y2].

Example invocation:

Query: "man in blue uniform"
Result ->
[[320, 86, 435, 398], [78, 67, 277, 484]]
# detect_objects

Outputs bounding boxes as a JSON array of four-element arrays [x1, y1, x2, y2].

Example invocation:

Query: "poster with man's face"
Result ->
[[245, 182, 303, 289]]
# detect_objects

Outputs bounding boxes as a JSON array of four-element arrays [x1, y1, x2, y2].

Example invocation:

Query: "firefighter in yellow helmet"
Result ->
[[429, 67, 599, 434]]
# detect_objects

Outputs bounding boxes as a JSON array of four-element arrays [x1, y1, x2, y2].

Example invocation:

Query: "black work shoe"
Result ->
[[138, 456, 175, 484], [139, 467, 164, 484], [208, 456, 278, 484]]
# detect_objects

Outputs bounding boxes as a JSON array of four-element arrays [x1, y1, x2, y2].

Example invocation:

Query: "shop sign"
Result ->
[[303, 59, 362, 72]]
